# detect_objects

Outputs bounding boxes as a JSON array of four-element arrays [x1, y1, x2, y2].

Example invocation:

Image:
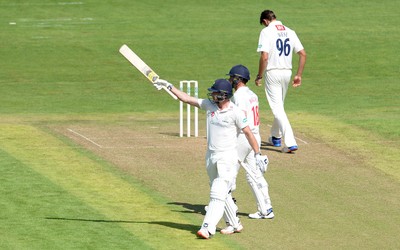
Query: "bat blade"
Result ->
[[119, 44, 177, 99]]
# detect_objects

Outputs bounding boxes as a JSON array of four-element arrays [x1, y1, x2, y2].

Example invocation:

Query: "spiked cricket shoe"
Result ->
[[220, 223, 243, 235], [282, 145, 298, 153], [248, 208, 274, 219], [268, 136, 282, 147], [197, 228, 212, 239]]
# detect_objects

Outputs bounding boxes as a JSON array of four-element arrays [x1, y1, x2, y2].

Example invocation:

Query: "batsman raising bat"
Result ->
[[154, 78, 269, 239]]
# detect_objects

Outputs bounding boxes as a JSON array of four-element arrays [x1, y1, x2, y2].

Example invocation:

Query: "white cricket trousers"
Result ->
[[264, 69, 297, 147], [230, 132, 261, 191], [201, 149, 238, 234]]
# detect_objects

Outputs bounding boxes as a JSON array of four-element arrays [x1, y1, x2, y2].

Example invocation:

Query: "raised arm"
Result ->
[[155, 79, 200, 108]]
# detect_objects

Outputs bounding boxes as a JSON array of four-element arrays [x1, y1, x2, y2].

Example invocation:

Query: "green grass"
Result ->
[[0, 0, 399, 249], [0, 148, 144, 249], [0, 124, 235, 249], [1, 0, 398, 137]]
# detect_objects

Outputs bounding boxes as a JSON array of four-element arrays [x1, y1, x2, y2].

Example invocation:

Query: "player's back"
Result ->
[[232, 87, 260, 135], [258, 21, 303, 70]]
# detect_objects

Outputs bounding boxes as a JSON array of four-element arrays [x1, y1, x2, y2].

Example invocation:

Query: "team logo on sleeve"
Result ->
[[243, 118, 248, 123]]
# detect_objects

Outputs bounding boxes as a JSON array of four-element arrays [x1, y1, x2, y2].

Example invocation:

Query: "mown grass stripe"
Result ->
[[0, 148, 148, 249], [0, 125, 233, 249], [292, 113, 400, 181]]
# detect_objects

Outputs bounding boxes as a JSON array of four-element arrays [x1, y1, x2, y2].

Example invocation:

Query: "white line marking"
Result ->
[[67, 128, 102, 148], [266, 123, 308, 144], [295, 136, 308, 145]]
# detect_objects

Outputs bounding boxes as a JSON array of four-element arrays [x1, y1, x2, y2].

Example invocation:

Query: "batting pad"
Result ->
[[223, 193, 240, 228], [246, 173, 272, 214]]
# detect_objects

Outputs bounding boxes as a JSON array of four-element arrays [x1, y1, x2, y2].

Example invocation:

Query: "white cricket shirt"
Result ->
[[257, 20, 304, 70], [198, 99, 249, 152], [231, 86, 260, 135]]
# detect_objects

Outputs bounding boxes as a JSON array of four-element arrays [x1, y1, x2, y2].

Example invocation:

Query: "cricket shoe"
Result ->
[[220, 223, 243, 235], [197, 228, 212, 239], [268, 136, 282, 147], [282, 145, 298, 153], [248, 208, 274, 219]]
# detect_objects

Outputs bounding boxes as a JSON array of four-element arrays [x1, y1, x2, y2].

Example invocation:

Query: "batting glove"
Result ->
[[154, 79, 173, 91], [255, 152, 269, 173], [153, 83, 163, 90]]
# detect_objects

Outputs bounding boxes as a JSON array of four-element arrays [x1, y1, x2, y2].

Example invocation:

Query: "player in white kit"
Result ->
[[255, 10, 307, 153], [154, 78, 268, 239], [227, 65, 274, 221]]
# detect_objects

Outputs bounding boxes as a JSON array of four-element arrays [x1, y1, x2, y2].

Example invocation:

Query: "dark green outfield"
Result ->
[[0, 0, 398, 137], [0, 148, 148, 249]]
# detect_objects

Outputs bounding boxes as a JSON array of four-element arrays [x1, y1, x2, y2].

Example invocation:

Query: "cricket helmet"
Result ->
[[227, 64, 250, 81], [207, 79, 233, 103]]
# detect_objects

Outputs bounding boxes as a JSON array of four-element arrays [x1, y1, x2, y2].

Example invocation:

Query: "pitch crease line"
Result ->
[[266, 123, 308, 144], [67, 128, 103, 148]]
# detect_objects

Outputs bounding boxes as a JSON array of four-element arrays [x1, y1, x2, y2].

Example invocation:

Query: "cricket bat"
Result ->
[[119, 44, 177, 100]]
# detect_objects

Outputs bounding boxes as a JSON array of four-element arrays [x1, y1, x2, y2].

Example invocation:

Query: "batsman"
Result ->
[[154, 78, 269, 239], [228, 65, 274, 220]]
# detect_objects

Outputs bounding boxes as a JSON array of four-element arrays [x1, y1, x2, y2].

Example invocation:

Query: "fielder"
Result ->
[[227, 65, 274, 221], [154, 78, 268, 239], [255, 10, 307, 153]]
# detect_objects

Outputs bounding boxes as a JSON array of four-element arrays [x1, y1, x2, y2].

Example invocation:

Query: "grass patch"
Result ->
[[0, 124, 235, 249], [0, 148, 145, 249]]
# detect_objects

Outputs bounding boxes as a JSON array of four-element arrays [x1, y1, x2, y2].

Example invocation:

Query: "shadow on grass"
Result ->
[[168, 201, 249, 217], [159, 132, 181, 137], [168, 202, 206, 215], [45, 217, 199, 234], [45, 200, 251, 234], [261, 141, 282, 153], [159, 132, 208, 140]]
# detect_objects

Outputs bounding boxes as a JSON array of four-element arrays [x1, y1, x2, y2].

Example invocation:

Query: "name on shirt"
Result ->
[[278, 32, 288, 38], [249, 96, 258, 104]]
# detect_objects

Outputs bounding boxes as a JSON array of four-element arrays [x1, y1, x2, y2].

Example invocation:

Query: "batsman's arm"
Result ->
[[242, 126, 261, 154], [242, 125, 269, 173], [155, 79, 200, 108]]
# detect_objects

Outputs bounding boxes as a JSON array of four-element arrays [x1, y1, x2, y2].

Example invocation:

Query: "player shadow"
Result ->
[[159, 132, 181, 137], [45, 217, 199, 234], [260, 141, 282, 153], [159, 132, 207, 139], [168, 202, 206, 215], [168, 201, 248, 217]]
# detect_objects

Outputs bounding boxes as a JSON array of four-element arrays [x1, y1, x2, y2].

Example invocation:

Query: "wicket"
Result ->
[[179, 80, 198, 137]]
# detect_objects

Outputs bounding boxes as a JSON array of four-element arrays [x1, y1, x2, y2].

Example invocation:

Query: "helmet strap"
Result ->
[[232, 76, 244, 89]]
